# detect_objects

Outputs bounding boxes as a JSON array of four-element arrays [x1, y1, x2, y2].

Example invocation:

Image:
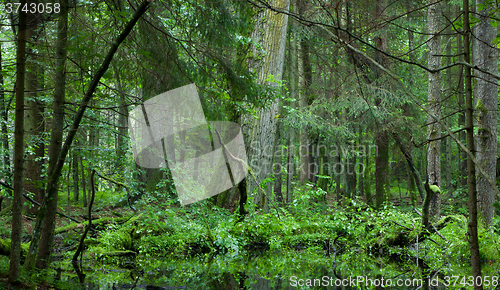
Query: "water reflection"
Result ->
[[63, 251, 497, 290]]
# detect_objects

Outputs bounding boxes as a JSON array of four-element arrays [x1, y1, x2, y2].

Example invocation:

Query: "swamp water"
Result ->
[[58, 250, 499, 290]]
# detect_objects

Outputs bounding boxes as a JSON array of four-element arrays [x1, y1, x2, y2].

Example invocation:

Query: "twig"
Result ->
[[94, 170, 136, 212], [72, 170, 96, 262], [213, 129, 285, 225], [0, 180, 80, 223], [413, 208, 447, 241]]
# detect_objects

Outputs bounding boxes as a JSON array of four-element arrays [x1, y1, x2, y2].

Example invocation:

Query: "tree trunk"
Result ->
[[0, 43, 9, 175], [81, 154, 87, 208], [72, 146, 79, 202], [375, 132, 389, 209], [273, 120, 283, 204], [245, 0, 290, 210], [427, 0, 442, 219], [10, 5, 27, 283], [473, 0, 498, 227], [463, 0, 482, 286], [374, 0, 389, 209], [286, 6, 298, 204], [24, 62, 44, 214], [114, 64, 128, 190], [31, 0, 69, 269], [443, 3, 453, 194], [456, 7, 467, 187], [23, 3, 44, 216], [298, 0, 312, 184]]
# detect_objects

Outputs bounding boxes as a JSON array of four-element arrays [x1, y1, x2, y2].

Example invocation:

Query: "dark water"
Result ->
[[56, 250, 500, 290]]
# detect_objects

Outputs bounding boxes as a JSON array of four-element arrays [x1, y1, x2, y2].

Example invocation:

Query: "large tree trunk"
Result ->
[[286, 4, 299, 204], [473, 0, 498, 227], [32, 0, 69, 269], [24, 62, 45, 215], [463, 0, 482, 286], [298, 0, 312, 184], [444, 3, 453, 193], [426, 0, 442, 219], [374, 0, 389, 209], [245, 0, 290, 211], [72, 145, 79, 202], [23, 5, 44, 215], [9, 4, 27, 284], [114, 64, 128, 189], [375, 132, 389, 209]]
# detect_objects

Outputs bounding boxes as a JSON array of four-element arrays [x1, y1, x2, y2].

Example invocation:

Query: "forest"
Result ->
[[0, 0, 499, 289]]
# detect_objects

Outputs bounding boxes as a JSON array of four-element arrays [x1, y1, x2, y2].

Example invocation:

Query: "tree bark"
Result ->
[[114, 64, 128, 190], [0, 43, 9, 175], [473, 0, 498, 227], [463, 0, 482, 286], [245, 0, 290, 211], [24, 62, 45, 215], [81, 152, 87, 208], [374, 0, 389, 209], [9, 4, 27, 284], [286, 4, 298, 204], [31, 0, 69, 269], [375, 132, 389, 209], [426, 0, 442, 219], [298, 0, 312, 184], [444, 3, 453, 193], [73, 145, 79, 202], [456, 7, 467, 187]]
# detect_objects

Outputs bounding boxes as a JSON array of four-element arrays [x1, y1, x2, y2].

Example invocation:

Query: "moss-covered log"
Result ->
[[55, 216, 131, 234], [0, 238, 29, 257], [100, 250, 137, 257]]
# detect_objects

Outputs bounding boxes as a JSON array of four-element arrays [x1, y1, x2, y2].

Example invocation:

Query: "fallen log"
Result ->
[[55, 216, 131, 234], [0, 237, 28, 257], [100, 250, 137, 257]]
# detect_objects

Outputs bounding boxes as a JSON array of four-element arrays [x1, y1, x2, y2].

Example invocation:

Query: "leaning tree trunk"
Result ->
[[464, 0, 483, 287], [244, 0, 290, 211], [9, 4, 27, 284], [426, 0, 442, 219], [473, 0, 498, 227], [24, 0, 153, 272]]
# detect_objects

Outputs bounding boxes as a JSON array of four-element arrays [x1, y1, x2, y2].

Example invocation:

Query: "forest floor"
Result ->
[[0, 187, 499, 289]]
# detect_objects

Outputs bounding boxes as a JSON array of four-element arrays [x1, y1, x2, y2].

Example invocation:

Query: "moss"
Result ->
[[0, 238, 29, 257], [55, 216, 131, 234], [475, 99, 487, 116], [428, 184, 441, 194]]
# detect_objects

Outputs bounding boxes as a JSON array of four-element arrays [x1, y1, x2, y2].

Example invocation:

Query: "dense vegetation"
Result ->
[[0, 0, 499, 289]]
